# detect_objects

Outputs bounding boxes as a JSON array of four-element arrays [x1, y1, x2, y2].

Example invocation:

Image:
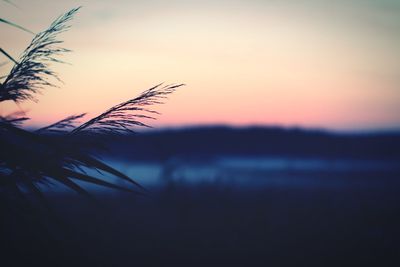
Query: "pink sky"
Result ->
[[1, 0, 400, 131]]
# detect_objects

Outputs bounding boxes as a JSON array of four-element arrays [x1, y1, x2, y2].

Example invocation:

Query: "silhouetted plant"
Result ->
[[0, 4, 183, 213], [1, 7, 78, 102]]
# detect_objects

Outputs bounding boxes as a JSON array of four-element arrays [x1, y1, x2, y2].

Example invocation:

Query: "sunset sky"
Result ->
[[1, 0, 400, 131]]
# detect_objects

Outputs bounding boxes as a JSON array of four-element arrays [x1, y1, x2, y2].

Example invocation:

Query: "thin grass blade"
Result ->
[[0, 47, 18, 64], [0, 18, 33, 34], [63, 168, 146, 195]]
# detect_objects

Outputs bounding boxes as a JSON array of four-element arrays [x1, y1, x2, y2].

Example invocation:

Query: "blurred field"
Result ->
[[2, 157, 400, 266]]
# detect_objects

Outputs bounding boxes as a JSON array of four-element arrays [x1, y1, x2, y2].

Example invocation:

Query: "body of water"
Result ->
[[102, 157, 400, 189]]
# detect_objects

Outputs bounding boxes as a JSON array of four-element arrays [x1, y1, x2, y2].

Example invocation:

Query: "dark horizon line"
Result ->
[[26, 122, 400, 135], [142, 123, 400, 135]]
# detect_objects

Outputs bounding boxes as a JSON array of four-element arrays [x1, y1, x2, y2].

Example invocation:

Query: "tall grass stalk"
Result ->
[[0, 6, 182, 216]]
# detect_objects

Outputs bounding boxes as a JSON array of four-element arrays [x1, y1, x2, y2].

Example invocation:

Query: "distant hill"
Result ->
[[96, 126, 400, 161]]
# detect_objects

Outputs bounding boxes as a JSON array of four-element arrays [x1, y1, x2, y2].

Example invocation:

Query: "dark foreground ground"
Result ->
[[2, 172, 400, 267]]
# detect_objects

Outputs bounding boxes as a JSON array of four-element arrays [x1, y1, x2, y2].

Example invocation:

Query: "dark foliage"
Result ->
[[0, 6, 182, 216]]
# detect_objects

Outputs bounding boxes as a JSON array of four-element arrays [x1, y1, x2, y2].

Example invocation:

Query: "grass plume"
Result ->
[[36, 113, 86, 134], [1, 7, 181, 209], [72, 83, 184, 135], [0, 7, 80, 102]]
